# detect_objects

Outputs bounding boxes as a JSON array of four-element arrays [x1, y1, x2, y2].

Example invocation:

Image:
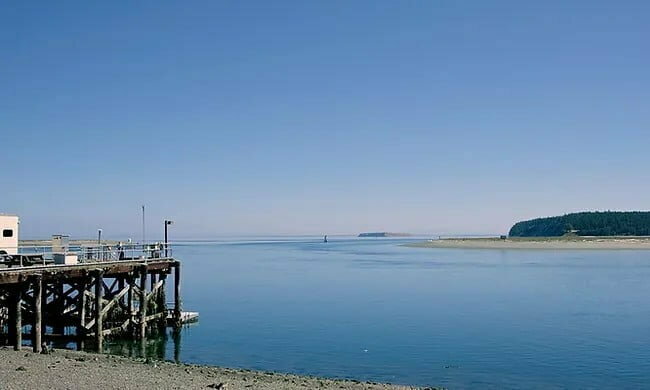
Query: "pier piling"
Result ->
[[94, 270, 104, 352], [127, 274, 134, 332], [33, 275, 43, 353], [158, 273, 167, 332], [12, 284, 23, 351], [139, 266, 147, 339], [173, 262, 181, 328], [78, 276, 88, 350]]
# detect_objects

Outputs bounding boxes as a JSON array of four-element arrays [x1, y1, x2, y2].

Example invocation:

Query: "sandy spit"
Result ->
[[20, 239, 120, 246], [406, 237, 650, 250], [0, 348, 436, 390]]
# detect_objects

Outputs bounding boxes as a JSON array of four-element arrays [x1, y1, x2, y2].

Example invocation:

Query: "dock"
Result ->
[[0, 244, 191, 353], [167, 310, 198, 326]]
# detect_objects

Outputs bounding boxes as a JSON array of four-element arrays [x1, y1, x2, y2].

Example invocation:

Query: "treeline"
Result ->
[[508, 211, 650, 237]]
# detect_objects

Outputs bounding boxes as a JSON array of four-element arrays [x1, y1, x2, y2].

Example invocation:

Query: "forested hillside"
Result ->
[[508, 211, 650, 237]]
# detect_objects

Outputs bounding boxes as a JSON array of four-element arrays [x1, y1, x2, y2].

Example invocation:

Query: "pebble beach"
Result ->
[[0, 348, 433, 390]]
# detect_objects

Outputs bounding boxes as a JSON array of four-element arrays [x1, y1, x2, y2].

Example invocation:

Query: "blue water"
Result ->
[[153, 238, 650, 388]]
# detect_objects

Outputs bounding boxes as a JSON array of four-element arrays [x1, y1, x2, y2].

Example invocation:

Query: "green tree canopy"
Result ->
[[509, 211, 650, 237]]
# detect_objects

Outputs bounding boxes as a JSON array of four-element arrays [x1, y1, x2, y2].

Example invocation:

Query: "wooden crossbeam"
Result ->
[[108, 278, 119, 294], [144, 311, 166, 323], [116, 297, 131, 313], [102, 318, 131, 336], [146, 280, 164, 302], [84, 290, 109, 305], [45, 282, 76, 303], [100, 284, 130, 317], [84, 283, 130, 330], [102, 278, 121, 298], [131, 284, 142, 296], [102, 280, 111, 295], [63, 304, 76, 316]]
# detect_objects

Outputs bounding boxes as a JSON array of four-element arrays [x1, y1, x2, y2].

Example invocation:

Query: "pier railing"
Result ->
[[0, 243, 173, 268]]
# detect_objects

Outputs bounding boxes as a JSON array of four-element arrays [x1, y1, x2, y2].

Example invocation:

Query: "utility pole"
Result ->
[[164, 220, 174, 257], [142, 205, 146, 245]]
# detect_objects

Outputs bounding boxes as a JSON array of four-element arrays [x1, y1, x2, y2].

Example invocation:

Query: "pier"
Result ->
[[0, 244, 184, 353]]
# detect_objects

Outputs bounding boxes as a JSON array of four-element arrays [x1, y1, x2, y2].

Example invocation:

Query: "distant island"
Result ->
[[509, 211, 650, 237], [358, 232, 411, 237]]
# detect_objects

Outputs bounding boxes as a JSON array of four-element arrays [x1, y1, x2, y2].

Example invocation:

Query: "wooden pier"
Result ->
[[0, 257, 183, 353]]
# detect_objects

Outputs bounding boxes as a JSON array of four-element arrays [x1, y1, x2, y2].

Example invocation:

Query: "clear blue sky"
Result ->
[[2, 1, 649, 239]]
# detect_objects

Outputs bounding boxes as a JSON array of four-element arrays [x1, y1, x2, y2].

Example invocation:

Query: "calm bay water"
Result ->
[[112, 237, 650, 389]]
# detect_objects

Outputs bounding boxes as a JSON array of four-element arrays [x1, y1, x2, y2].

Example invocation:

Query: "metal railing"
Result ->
[[0, 243, 173, 269]]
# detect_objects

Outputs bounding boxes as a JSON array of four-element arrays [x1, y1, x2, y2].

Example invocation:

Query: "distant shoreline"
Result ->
[[358, 232, 412, 238], [20, 239, 120, 246], [405, 236, 650, 250]]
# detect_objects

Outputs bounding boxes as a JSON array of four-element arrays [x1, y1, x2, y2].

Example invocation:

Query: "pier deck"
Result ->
[[0, 258, 176, 284]]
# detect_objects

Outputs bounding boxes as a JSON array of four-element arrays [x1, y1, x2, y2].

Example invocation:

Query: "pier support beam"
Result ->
[[172, 327, 181, 363], [32, 275, 43, 353], [94, 271, 104, 352], [118, 277, 125, 306], [127, 274, 134, 326], [173, 263, 182, 328], [12, 284, 22, 351], [139, 267, 147, 339], [158, 273, 167, 332], [54, 284, 65, 335], [77, 277, 88, 350]]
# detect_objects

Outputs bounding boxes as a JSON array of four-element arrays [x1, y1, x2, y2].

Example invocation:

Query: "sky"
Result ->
[[1, 1, 649, 239]]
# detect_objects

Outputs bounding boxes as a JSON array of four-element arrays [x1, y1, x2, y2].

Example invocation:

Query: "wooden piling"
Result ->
[[172, 327, 181, 363], [127, 274, 134, 322], [174, 263, 181, 328], [77, 278, 88, 350], [13, 284, 22, 350], [40, 281, 46, 343], [118, 277, 125, 306], [158, 273, 167, 331], [94, 271, 104, 352], [33, 275, 43, 353], [139, 336, 146, 358], [139, 267, 147, 339], [150, 273, 156, 291], [54, 283, 65, 335]]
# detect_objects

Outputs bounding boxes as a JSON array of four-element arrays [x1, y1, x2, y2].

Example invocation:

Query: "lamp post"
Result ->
[[164, 220, 174, 257]]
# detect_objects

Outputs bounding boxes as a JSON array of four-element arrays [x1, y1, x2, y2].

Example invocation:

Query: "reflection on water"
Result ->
[[104, 327, 184, 362]]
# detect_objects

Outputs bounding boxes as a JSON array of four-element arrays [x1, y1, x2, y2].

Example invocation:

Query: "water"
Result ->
[[111, 237, 650, 389]]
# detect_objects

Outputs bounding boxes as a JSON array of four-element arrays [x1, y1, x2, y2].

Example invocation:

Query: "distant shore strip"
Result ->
[[406, 237, 650, 250]]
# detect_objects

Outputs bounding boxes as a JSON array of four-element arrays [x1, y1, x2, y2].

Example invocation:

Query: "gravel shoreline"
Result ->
[[406, 237, 650, 250], [0, 348, 433, 390]]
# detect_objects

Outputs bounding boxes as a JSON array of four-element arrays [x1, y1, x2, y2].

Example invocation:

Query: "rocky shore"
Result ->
[[0, 348, 433, 390]]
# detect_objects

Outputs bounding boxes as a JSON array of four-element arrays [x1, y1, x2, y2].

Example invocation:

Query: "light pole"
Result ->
[[164, 220, 174, 257]]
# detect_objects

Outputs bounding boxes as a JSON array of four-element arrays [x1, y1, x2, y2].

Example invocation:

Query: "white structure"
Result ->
[[53, 253, 78, 265], [0, 214, 19, 255], [52, 234, 78, 264], [52, 234, 70, 253]]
